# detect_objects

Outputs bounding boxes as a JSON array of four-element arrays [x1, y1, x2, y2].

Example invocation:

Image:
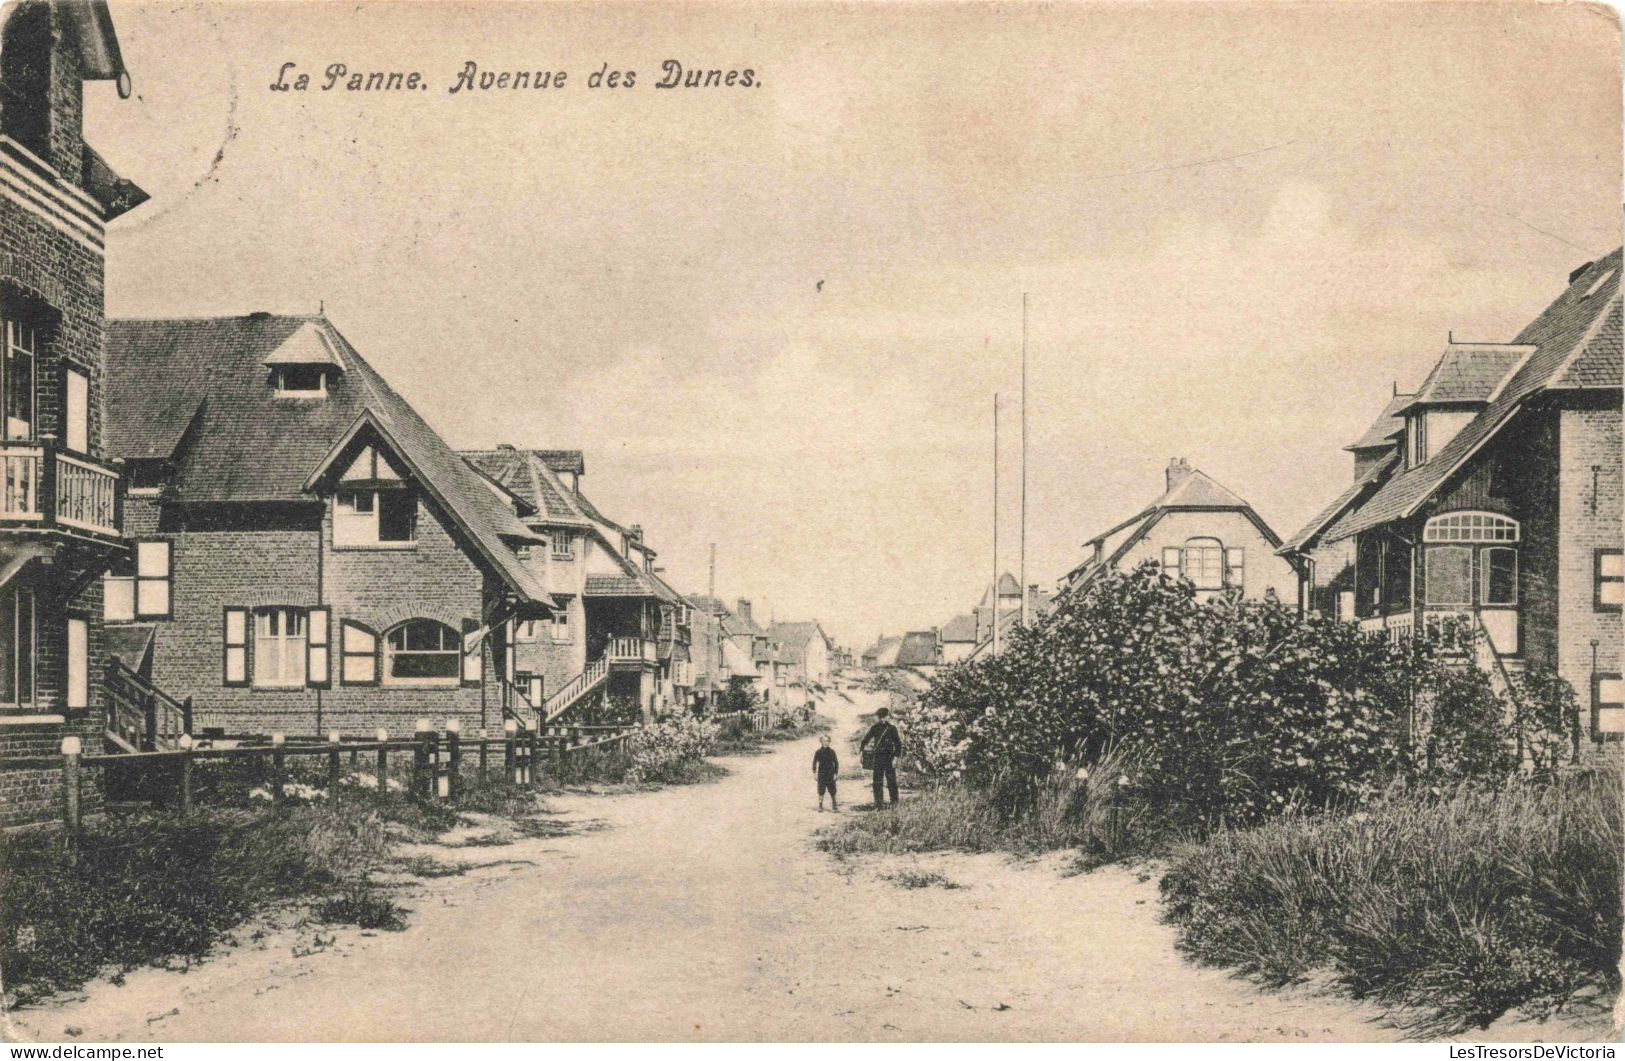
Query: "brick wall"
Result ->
[[122, 492, 507, 738], [1559, 402, 1623, 736]]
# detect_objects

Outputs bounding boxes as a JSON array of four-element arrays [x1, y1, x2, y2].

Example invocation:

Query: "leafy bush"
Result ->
[[1159, 769, 1623, 1034], [626, 712, 720, 784], [902, 562, 1567, 832]]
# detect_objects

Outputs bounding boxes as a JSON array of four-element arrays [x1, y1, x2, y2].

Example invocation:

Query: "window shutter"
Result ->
[[463, 618, 482, 686], [307, 607, 331, 687], [223, 607, 249, 686], [66, 617, 88, 712], [1225, 547, 1246, 588]]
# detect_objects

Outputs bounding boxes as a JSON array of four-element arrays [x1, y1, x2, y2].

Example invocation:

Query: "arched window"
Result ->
[[1181, 537, 1225, 591], [383, 619, 460, 685], [1423, 512, 1520, 543]]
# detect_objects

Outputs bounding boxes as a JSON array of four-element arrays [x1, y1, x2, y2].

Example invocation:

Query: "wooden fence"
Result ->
[[7, 719, 640, 844]]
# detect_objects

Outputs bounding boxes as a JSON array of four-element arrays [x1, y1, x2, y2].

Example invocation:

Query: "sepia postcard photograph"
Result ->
[[0, 0, 1620, 1046]]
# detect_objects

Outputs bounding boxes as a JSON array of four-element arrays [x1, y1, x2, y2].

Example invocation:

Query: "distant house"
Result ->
[[1058, 459, 1296, 605], [861, 636, 901, 669], [894, 630, 940, 673], [461, 445, 683, 722], [105, 315, 555, 739], [1288, 251, 1622, 745], [769, 620, 834, 688], [939, 613, 979, 663]]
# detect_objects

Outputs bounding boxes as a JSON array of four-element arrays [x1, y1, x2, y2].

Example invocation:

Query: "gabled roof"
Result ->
[[106, 314, 549, 605], [769, 621, 831, 653], [1394, 344, 1531, 412], [1063, 465, 1280, 593], [1342, 393, 1413, 452], [262, 320, 342, 366], [940, 613, 978, 642], [585, 572, 671, 598], [1330, 249, 1622, 541], [1279, 450, 1399, 555], [895, 632, 939, 667]]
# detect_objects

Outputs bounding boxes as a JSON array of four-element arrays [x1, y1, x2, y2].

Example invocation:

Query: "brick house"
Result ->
[[938, 612, 979, 663], [1057, 459, 1297, 605], [0, 0, 147, 826], [461, 446, 683, 722], [101, 314, 555, 739], [1287, 251, 1623, 746]]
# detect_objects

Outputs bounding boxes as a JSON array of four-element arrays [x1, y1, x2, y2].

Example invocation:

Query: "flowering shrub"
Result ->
[[908, 561, 1570, 830], [248, 781, 328, 803], [626, 712, 720, 784]]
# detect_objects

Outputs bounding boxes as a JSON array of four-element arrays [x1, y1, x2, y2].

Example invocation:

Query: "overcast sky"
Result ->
[[89, 1, 1620, 648]]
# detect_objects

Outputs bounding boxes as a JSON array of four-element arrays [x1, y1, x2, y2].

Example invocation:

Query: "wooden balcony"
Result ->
[[0, 438, 122, 543], [606, 636, 657, 668]]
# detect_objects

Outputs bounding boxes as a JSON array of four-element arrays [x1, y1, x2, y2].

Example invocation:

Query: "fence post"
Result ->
[[143, 692, 157, 752], [177, 733, 194, 815], [478, 728, 490, 778], [327, 731, 342, 796], [413, 719, 432, 800], [60, 735, 81, 862], [503, 719, 518, 783], [270, 732, 286, 806], [445, 720, 462, 801], [528, 728, 542, 788], [375, 728, 390, 793]]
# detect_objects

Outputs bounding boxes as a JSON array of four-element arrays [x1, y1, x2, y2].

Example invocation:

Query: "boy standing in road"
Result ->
[[813, 735, 840, 811]]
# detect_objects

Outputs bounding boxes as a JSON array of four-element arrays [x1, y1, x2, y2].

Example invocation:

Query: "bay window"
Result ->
[[1423, 545, 1473, 607]]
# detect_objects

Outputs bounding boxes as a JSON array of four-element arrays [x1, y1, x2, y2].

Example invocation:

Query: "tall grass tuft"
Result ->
[[1159, 768, 1623, 1035]]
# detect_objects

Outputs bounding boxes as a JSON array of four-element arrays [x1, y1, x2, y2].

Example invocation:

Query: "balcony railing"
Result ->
[[0, 439, 121, 538], [607, 636, 656, 664]]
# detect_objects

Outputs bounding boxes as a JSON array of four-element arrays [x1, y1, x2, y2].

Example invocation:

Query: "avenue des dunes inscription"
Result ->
[[270, 60, 761, 94]]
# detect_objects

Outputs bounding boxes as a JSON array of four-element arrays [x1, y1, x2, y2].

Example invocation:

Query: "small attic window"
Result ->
[[273, 364, 327, 395], [1584, 269, 1616, 300]]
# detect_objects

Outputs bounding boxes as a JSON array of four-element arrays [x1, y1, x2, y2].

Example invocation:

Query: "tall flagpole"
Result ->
[[1020, 293, 1029, 630], [992, 393, 1000, 659]]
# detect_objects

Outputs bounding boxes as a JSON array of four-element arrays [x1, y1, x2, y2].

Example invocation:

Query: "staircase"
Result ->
[[104, 659, 191, 752], [543, 657, 609, 722]]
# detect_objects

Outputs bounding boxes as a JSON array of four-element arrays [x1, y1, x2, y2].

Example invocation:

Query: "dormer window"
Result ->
[[263, 320, 341, 398], [273, 364, 327, 395], [332, 442, 415, 547], [1407, 414, 1427, 468]]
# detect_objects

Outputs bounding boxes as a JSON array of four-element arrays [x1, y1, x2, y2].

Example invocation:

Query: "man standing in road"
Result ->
[[860, 707, 903, 808]]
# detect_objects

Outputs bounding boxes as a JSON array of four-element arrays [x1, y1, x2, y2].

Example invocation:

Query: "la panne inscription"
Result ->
[[271, 60, 759, 93]]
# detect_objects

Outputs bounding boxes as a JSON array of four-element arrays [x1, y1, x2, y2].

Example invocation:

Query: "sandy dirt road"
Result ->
[[7, 685, 1607, 1042]]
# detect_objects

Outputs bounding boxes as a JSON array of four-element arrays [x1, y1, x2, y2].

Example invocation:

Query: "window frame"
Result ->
[[252, 606, 308, 689], [0, 587, 36, 709], [1224, 546, 1246, 590], [339, 620, 379, 687], [104, 571, 135, 623], [134, 540, 172, 619], [272, 365, 327, 396], [1479, 546, 1518, 607], [1180, 537, 1226, 592], [382, 619, 463, 688], [62, 363, 88, 455], [333, 486, 417, 549], [2, 314, 38, 443], [1423, 544, 1474, 607], [306, 606, 331, 689], [551, 533, 575, 560], [1592, 672, 1623, 743], [1596, 549, 1623, 612], [550, 607, 572, 643]]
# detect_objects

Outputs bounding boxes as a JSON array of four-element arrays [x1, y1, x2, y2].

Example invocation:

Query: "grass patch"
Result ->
[[1158, 769, 1623, 1035], [1, 802, 393, 1006], [312, 881, 407, 931], [882, 870, 964, 890]]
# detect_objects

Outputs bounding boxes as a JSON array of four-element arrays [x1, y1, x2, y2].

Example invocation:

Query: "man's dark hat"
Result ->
[[876, 707, 890, 718]]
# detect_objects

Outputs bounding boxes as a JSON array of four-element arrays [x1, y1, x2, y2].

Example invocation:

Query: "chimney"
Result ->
[[630, 524, 644, 542], [737, 599, 753, 626], [1166, 457, 1192, 493], [496, 443, 515, 451]]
